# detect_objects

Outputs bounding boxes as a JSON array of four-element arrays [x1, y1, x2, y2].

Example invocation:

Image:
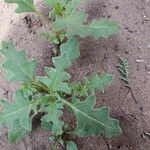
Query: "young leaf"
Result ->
[[86, 73, 113, 92], [66, 141, 77, 150], [53, 11, 88, 37], [65, 0, 85, 14], [0, 41, 37, 82], [41, 99, 64, 134], [41, 117, 53, 131], [8, 120, 29, 143], [0, 90, 38, 131], [62, 96, 122, 138], [42, 31, 65, 45], [53, 53, 72, 71], [71, 82, 88, 97], [38, 54, 71, 94], [117, 58, 130, 88], [60, 37, 80, 61], [4, 0, 36, 13], [45, 0, 59, 6], [89, 19, 119, 38], [42, 32, 60, 45], [20, 83, 37, 99], [38, 37, 80, 94], [53, 13, 119, 39]]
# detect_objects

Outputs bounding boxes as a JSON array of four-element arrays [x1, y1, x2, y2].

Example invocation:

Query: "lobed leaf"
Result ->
[[71, 82, 88, 97], [66, 141, 77, 150], [65, 95, 122, 138], [8, 120, 29, 143], [38, 38, 80, 94], [0, 41, 37, 82], [86, 73, 113, 93], [60, 37, 80, 61], [53, 53, 72, 71], [0, 90, 39, 142], [5, 0, 36, 13], [41, 98, 64, 134], [65, 0, 85, 14], [89, 19, 119, 38], [53, 12, 119, 39], [38, 54, 71, 94], [42, 31, 65, 45], [41, 117, 53, 131], [117, 57, 130, 88], [0, 90, 38, 130], [45, 0, 59, 6], [53, 11, 88, 38]]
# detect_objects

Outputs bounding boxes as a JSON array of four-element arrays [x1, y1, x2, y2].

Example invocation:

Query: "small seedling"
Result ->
[[117, 57, 137, 103], [117, 58, 130, 88], [0, 0, 122, 149]]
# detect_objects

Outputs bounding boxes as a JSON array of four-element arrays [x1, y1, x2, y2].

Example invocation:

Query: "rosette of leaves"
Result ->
[[0, 0, 122, 149]]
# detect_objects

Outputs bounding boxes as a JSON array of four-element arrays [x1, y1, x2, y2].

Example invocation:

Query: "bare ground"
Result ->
[[0, 0, 150, 150]]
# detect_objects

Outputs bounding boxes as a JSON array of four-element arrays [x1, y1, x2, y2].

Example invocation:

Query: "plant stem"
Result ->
[[60, 98, 73, 109], [31, 79, 50, 94]]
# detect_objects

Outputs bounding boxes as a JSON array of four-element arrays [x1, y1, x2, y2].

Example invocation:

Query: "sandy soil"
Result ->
[[0, 0, 150, 150]]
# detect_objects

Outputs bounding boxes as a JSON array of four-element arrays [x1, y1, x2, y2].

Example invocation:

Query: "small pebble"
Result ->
[[115, 6, 119, 9], [147, 45, 150, 49], [109, 144, 113, 149], [138, 56, 143, 59], [136, 59, 145, 63], [145, 64, 150, 71], [125, 51, 132, 55]]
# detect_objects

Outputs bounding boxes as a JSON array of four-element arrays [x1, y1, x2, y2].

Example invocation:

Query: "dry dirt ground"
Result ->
[[0, 0, 150, 150]]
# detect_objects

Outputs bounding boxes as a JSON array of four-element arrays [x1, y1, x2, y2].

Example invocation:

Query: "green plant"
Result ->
[[117, 57, 137, 103], [0, 0, 122, 149]]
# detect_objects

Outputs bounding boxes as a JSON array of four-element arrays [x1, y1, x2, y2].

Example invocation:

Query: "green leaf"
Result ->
[[53, 53, 72, 71], [53, 11, 88, 37], [4, 0, 36, 13], [53, 13, 119, 39], [89, 19, 119, 38], [60, 37, 80, 61], [42, 32, 60, 44], [45, 0, 59, 6], [117, 57, 130, 88], [63, 96, 122, 138], [65, 0, 85, 14], [71, 73, 113, 97], [8, 120, 29, 143], [38, 72, 71, 94], [20, 83, 36, 99], [86, 73, 113, 92], [66, 141, 77, 150], [42, 31, 65, 44], [38, 54, 71, 94], [38, 37, 80, 94], [41, 117, 53, 131], [0, 90, 38, 130], [41, 98, 64, 134], [71, 82, 88, 97], [0, 41, 37, 82]]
